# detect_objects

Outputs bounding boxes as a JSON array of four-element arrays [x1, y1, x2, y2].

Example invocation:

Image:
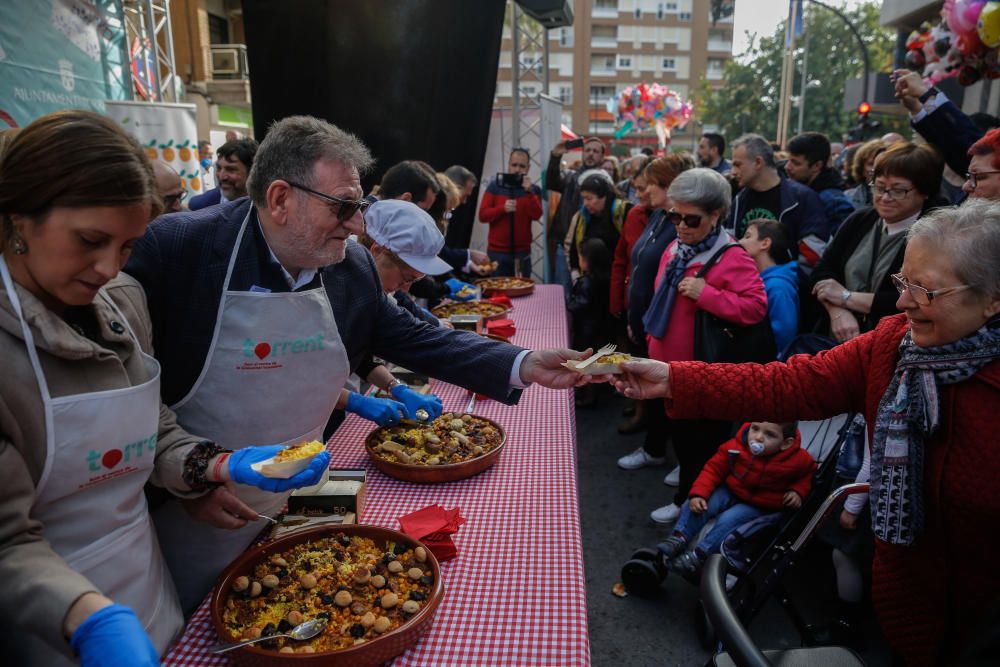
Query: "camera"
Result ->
[[565, 138, 585, 150], [496, 172, 524, 188]]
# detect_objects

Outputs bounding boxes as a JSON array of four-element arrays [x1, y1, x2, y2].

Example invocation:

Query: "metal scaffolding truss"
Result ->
[[97, 0, 178, 102], [507, 2, 552, 281]]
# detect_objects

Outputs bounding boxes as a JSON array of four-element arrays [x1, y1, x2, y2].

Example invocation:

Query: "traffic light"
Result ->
[[848, 101, 880, 142]]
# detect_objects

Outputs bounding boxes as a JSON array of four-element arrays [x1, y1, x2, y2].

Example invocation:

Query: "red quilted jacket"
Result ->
[[689, 423, 815, 510], [666, 314, 1000, 666]]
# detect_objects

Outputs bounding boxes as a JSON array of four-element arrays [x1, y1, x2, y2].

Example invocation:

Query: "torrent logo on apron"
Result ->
[[152, 208, 350, 612], [0, 258, 183, 665]]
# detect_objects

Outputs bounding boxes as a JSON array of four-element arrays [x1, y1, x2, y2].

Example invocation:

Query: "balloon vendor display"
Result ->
[[905, 0, 1000, 87], [607, 83, 693, 148]]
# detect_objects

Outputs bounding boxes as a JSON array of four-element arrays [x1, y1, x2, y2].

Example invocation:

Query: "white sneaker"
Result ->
[[663, 465, 680, 486], [617, 447, 667, 470], [650, 503, 681, 524]]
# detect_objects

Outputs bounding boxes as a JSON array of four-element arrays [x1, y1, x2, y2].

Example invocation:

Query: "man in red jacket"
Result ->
[[478, 148, 543, 277], [657, 421, 815, 573]]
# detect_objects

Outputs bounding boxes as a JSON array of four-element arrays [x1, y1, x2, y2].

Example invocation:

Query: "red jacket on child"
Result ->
[[689, 422, 815, 511]]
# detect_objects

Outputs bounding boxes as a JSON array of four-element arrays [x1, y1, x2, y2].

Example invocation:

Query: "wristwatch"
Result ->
[[841, 290, 852, 305], [918, 86, 940, 104], [385, 378, 404, 393]]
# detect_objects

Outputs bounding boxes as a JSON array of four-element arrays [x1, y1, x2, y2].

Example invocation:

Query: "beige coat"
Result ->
[[0, 273, 203, 658]]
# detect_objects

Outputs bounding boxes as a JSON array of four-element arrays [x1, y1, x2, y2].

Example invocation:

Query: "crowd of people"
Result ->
[[2, 60, 1000, 666]]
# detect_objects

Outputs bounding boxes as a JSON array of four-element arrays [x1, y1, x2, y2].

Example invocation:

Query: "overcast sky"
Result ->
[[733, 0, 871, 56]]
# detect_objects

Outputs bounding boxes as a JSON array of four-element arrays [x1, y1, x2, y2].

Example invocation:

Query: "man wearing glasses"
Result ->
[[121, 115, 590, 613], [153, 160, 187, 213]]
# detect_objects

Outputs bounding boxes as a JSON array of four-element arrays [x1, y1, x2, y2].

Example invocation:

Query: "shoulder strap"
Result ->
[[695, 243, 742, 279]]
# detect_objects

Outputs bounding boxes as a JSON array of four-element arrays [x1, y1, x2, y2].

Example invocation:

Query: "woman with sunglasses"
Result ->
[[640, 168, 767, 526], [610, 200, 1000, 665], [811, 142, 944, 344]]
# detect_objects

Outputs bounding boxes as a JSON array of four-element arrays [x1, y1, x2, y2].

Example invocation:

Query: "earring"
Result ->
[[11, 236, 27, 255]]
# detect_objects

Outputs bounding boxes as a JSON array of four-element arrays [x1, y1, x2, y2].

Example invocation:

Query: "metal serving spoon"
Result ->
[[207, 618, 326, 654]]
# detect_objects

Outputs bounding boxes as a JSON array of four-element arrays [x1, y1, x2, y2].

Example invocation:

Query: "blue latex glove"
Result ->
[[390, 384, 444, 420], [70, 604, 158, 667], [228, 445, 330, 492], [445, 278, 477, 302], [346, 391, 411, 425]]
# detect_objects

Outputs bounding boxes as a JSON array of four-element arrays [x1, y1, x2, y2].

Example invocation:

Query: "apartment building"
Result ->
[[169, 0, 253, 140], [495, 0, 734, 150]]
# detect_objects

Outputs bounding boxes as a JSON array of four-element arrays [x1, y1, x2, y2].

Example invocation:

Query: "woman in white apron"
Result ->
[[0, 111, 328, 666]]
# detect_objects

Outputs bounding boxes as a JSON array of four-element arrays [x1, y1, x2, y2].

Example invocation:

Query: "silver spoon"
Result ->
[[207, 618, 326, 654]]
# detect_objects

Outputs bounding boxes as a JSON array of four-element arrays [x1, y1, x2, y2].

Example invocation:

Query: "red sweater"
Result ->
[[609, 204, 650, 314], [667, 314, 1000, 666], [689, 423, 815, 510], [478, 182, 543, 253]]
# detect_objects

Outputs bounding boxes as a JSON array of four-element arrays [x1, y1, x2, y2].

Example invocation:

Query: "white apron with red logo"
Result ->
[[0, 258, 183, 665], [152, 209, 349, 612]]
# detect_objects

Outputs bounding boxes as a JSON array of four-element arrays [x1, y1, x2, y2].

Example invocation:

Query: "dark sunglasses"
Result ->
[[285, 180, 369, 221], [666, 209, 703, 228], [163, 190, 188, 206]]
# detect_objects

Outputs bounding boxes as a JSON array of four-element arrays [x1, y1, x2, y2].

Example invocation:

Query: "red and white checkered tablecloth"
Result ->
[[162, 285, 591, 666]]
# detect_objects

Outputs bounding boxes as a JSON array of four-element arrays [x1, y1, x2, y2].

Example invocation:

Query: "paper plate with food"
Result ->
[[250, 440, 326, 479], [562, 351, 633, 375]]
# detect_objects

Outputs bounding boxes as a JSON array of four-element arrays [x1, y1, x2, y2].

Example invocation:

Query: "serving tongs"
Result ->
[[571, 343, 617, 371]]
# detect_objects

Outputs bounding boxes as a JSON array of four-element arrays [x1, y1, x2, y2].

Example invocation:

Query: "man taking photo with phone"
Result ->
[[478, 148, 543, 277]]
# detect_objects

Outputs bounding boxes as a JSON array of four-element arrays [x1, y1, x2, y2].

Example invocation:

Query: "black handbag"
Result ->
[[693, 243, 776, 364]]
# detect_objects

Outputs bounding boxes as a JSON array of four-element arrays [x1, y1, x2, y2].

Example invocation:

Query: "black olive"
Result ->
[[337, 584, 351, 592], [332, 551, 343, 561], [382, 553, 396, 563], [262, 623, 278, 637], [420, 575, 434, 586], [350, 623, 366, 638], [317, 611, 331, 621], [393, 543, 408, 555], [320, 594, 334, 605], [303, 560, 314, 572], [338, 534, 351, 547], [278, 568, 289, 578], [409, 591, 426, 601], [277, 619, 293, 632]]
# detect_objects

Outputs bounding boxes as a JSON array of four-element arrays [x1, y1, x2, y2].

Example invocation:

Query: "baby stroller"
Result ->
[[620, 414, 864, 652]]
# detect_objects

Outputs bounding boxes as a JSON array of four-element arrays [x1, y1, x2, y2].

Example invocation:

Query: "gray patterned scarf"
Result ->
[[870, 318, 1000, 545]]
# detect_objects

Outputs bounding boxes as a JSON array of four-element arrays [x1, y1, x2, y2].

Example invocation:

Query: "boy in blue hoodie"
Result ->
[[739, 219, 798, 356]]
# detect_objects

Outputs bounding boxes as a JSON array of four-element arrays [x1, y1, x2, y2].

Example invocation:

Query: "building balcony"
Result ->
[[706, 70, 724, 81], [589, 67, 617, 78], [591, 36, 618, 48], [591, 7, 618, 18], [707, 40, 733, 52]]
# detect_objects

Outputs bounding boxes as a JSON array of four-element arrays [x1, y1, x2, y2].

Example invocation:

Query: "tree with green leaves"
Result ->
[[697, 1, 908, 143]]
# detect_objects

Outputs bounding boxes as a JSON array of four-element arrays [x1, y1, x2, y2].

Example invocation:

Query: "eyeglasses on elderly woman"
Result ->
[[891, 273, 973, 306], [665, 209, 704, 228]]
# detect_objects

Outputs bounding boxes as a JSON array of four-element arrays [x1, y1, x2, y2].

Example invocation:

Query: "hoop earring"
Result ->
[[11, 237, 27, 255]]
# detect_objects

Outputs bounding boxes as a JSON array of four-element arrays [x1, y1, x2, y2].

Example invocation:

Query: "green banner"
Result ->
[[0, 0, 128, 127]]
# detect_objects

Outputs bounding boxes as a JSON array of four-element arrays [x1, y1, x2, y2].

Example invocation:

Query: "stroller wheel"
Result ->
[[694, 599, 718, 651], [629, 547, 660, 562], [621, 558, 666, 597]]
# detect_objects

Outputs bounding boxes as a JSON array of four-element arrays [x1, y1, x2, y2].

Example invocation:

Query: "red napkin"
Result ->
[[486, 318, 516, 338], [484, 295, 513, 309], [398, 505, 465, 562]]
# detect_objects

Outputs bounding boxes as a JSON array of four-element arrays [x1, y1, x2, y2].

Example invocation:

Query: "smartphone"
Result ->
[[565, 138, 585, 150]]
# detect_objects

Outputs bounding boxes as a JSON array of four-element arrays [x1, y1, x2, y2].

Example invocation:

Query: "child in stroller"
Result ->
[[622, 421, 815, 592]]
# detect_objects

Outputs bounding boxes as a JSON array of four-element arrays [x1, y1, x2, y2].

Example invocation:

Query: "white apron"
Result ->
[[152, 210, 349, 612], [0, 258, 183, 665]]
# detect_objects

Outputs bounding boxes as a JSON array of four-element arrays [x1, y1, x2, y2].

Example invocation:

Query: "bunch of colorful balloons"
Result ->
[[607, 82, 693, 148], [906, 0, 1000, 86]]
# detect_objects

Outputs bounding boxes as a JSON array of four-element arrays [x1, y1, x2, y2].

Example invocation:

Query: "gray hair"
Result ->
[[909, 199, 1000, 299], [666, 168, 733, 220], [444, 164, 477, 188], [247, 115, 374, 206], [732, 133, 776, 168]]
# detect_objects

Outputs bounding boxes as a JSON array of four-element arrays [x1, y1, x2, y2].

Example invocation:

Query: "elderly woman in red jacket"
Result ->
[[608, 199, 1000, 666]]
